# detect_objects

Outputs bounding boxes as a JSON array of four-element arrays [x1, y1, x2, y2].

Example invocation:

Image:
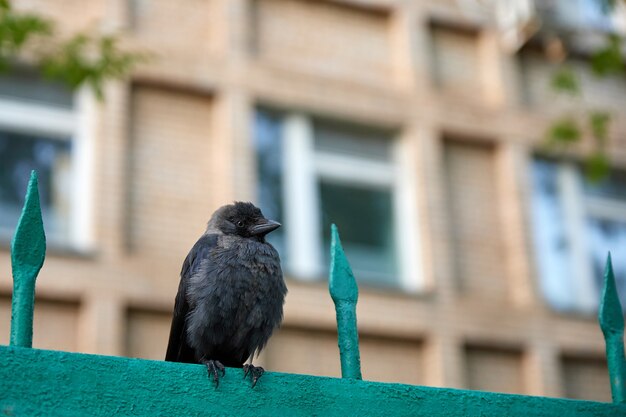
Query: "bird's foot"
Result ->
[[203, 360, 226, 388], [243, 364, 264, 388]]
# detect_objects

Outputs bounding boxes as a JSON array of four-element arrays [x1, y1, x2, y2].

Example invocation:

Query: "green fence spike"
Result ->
[[598, 253, 626, 404], [10, 171, 46, 348], [329, 224, 362, 380]]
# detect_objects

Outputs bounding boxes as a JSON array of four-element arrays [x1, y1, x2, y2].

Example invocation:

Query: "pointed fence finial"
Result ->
[[329, 224, 362, 380], [598, 252, 626, 404], [10, 170, 46, 348]]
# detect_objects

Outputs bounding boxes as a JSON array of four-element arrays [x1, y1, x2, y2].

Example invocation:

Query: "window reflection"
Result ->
[[531, 157, 626, 313], [254, 109, 286, 257], [0, 131, 72, 242], [531, 159, 575, 311], [583, 169, 626, 200], [319, 181, 397, 287]]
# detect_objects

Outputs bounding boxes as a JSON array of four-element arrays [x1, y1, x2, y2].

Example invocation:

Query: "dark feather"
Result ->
[[165, 234, 218, 363]]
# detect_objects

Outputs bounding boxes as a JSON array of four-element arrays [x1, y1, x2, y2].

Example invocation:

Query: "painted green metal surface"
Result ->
[[1, 345, 624, 417], [9, 171, 46, 348], [598, 253, 626, 404], [329, 224, 362, 380]]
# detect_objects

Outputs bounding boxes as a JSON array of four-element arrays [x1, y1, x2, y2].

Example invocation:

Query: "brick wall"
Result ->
[[430, 24, 483, 100], [444, 140, 508, 299], [128, 86, 214, 261], [562, 355, 611, 402], [465, 346, 526, 395], [253, 0, 392, 85]]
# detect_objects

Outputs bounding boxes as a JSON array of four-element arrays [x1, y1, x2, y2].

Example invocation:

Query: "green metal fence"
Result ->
[[1, 171, 625, 416]]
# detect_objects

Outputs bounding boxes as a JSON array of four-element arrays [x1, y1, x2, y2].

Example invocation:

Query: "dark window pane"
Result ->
[[0, 130, 72, 242], [0, 70, 74, 108], [530, 158, 576, 311], [587, 217, 626, 310], [319, 181, 398, 288], [541, 0, 616, 33], [583, 169, 626, 201], [313, 120, 392, 162], [254, 109, 285, 256]]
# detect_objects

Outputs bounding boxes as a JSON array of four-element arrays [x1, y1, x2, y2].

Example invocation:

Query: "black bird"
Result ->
[[165, 202, 287, 388]]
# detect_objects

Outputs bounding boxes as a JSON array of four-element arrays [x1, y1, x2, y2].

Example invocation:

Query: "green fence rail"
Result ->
[[1, 171, 626, 416]]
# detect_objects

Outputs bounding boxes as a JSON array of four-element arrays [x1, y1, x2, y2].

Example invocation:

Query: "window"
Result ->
[[254, 109, 422, 291], [538, 0, 626, 34], [0, 70, 95, 250], [530, 158, 626, 313]]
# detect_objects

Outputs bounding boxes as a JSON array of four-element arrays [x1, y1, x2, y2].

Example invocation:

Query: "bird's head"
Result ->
[[207, 202, 281, 240]]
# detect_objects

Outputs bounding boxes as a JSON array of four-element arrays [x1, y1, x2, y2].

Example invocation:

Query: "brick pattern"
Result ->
[[561, 356, 612, 403], [13, 0, 106, 35], [128, 86, 214, 262], [125, 308, 171, 360], [130, 0, 222, 66], [359, 335, 424, 385], [253, 0, 392, 85], [444, 141, 508, 299], [260, 327, 342, 378], [465, 346, 526, 395], [430, 25, 482, 100]]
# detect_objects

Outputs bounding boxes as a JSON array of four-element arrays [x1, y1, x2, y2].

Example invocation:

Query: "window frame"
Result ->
[[554, 163, 597, 312], [0, 86, 97, 252], [273, 112, 423, 292], [532, 159, 626, 313]]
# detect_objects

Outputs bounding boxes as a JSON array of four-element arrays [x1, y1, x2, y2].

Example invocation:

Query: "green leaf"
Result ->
[[40, 31, 149, 99], [0, 11, 53, 56], [591, 35, 624, 77], [547, 118, 582, 144], [550, 67, 580, 95], [589, 111, 611, 143], [585, 152, 610, 183], [0, 3, 146, 98]]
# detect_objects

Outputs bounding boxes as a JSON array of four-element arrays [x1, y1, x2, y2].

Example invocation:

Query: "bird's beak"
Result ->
[[249, 219, 281, 236]]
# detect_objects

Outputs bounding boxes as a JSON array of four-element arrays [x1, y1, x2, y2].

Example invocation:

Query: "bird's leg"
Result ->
[[203, 359, 226, 388], [243, 364, 264, 388]]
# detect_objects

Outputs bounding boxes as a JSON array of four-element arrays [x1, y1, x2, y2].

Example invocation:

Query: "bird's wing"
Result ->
[[165, 234, 218, 363]]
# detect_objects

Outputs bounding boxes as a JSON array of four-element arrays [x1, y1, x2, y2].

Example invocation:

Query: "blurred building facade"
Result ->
[[1, 0, 625, 402]]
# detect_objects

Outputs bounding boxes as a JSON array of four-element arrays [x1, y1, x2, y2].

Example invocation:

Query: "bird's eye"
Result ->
[[236, 221, 244, 227]]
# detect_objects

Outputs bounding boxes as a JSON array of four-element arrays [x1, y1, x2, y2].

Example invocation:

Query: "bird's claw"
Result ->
[[243, 364, 264, 388], [204, 360, 226, 388]]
